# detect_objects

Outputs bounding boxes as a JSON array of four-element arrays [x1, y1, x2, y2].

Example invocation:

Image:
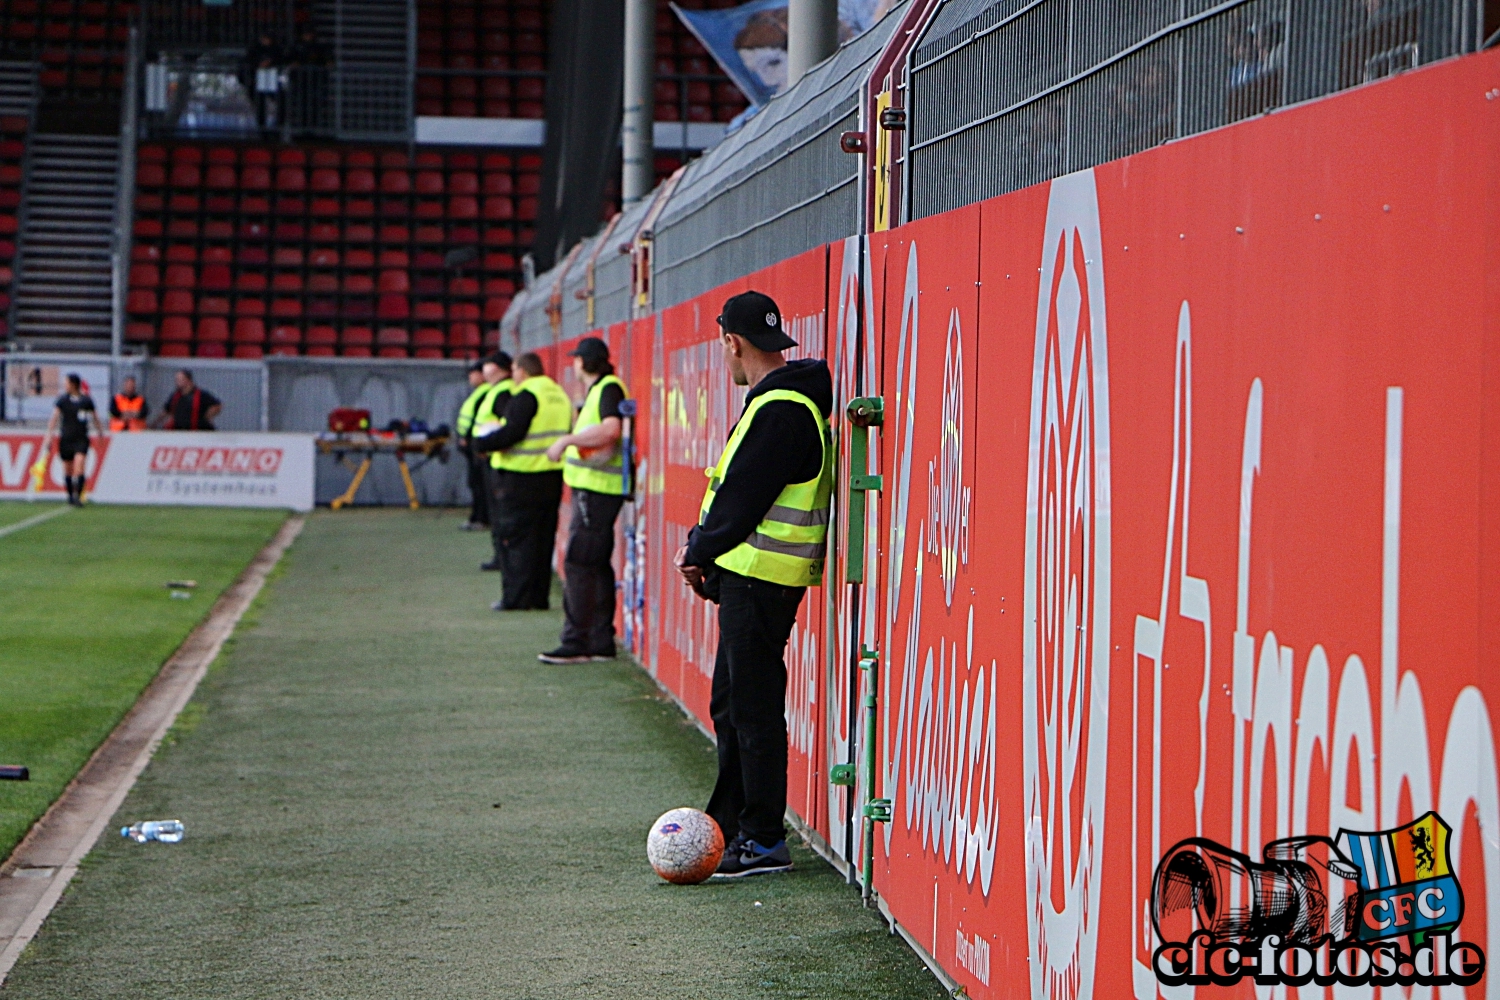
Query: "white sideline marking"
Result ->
[[0, 505, 70, 539], [0, 514, 305, 983]]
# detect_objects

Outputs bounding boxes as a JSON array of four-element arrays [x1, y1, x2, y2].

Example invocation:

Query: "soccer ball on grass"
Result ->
[[646, 807, 723, 884]]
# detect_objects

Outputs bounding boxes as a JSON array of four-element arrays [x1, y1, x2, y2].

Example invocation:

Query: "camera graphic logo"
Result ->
[[1151, 811, 1485, 988]]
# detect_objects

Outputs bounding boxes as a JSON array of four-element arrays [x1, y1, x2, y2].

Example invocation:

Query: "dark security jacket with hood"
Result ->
[[684, 358, 833, 572]]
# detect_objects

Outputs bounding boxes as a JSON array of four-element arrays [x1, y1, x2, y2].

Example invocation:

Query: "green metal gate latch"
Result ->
[[845, 396, 883, 583]]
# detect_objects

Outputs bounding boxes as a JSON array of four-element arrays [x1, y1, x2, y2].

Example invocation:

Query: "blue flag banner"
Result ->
[[671, 0, 891, 107]]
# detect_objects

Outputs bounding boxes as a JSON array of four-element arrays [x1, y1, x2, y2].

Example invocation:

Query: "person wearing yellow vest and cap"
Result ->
[[675, 290, 832, 877], [473, 351, 571, 610], [470, 353, 515, 567], [536, 336, 630, 664], [459, 353, 513, 545], [108, 375, 149, 432]]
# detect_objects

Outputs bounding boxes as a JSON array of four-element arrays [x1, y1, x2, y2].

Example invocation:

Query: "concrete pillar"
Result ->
[[621, 0, 654, 204], [787, 0, 838, 87]]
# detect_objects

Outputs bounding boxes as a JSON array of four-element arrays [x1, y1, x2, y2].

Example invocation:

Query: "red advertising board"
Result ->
[[563, 47, 1500, 997]]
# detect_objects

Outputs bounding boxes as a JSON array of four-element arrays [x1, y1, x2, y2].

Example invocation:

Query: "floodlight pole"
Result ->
[[621, 0, 654, 205], [788, 0, 838, 86]]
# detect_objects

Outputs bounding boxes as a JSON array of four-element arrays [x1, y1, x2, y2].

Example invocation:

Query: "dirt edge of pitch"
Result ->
[[0, 513, 306, 983], [627, 653, 959, 996]]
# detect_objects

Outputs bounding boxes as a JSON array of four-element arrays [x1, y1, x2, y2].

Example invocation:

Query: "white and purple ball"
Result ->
[[646, 807, 724, 884]]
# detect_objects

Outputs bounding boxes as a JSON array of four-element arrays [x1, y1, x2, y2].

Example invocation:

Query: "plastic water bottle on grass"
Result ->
[[121, 820, 184, 843]]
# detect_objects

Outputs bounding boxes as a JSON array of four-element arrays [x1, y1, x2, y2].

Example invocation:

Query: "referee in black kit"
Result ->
[[675, 290, 834, 878]]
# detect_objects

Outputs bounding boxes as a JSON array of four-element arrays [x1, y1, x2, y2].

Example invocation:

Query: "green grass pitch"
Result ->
[[0, 504, 288, 860]]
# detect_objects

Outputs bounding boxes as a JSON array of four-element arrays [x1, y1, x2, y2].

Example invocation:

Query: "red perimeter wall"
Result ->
[[550, 47, 1500, 998]]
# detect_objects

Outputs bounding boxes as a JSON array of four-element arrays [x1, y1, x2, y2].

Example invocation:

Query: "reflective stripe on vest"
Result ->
[[496, 375, 571, 473], [563, 373, 629, 495], [472, 379, 512, 436], [698, 388, 833, 587], [456, 384, 489, 436]]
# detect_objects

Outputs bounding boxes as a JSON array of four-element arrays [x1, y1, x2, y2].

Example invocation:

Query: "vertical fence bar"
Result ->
[[111, 27, 141, 359]]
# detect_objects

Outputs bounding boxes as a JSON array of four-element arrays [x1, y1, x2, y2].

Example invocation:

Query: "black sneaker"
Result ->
[[589, 648, 617, 662], [480, 560, 501, 571], [713, 837, 792, 878], [538, 647, 591, 664]]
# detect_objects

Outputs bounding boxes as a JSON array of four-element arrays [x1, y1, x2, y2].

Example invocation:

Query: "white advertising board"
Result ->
[[0, 431, 315, 511]]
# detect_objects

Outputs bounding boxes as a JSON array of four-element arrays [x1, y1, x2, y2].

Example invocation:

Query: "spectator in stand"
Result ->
[[109, 375, 149, 432], [46, 373, 103, 505], [157, 370, 222, 431], [244, 33, 283, 131]]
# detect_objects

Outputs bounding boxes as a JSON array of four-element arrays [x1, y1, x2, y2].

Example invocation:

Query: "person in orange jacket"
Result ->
[[108, 375, 149, 431]]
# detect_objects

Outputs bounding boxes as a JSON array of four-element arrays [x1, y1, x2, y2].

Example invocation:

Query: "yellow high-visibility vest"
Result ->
[[698, 388, 833, 587], [496, 375, 572, 474], [563, 373, 629, 495]]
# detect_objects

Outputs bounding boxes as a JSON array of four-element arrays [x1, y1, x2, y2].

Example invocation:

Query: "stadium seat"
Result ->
[[449, 196, 479, 219], [347, 169, 376, 194], [205, 165, 236, 189], [169, 164, 200, 188], [269, 324, 302, 345], [377, 346, 410, 359], [232, 345, 264, 358], [377, 294, 409, 320], [234, 297, 266, 317], [344, 274, 374, 293], [306, 344, 337, 357], [196, 341, 228, 358], [207, 146, 237, 165], [162, 263, 195, 287], [200, 264, 231, 290], [126, 321, 154, 343], [311, 149, 341, 168], [202, 245, 232, 264], [380, 225, 410, 244], [131, 243, 161, 263], [137, 162, 166, 187], [159, 342, 192, 357], [310, 222, 341, 243], [271, 298, 303, 318], [232, 318, 266, 343], [165, 244, 197, 263], [160, 315, 192, 341], [341, 325, 373, 346], [311, 168, 340, 192], [378, 269, 410, 293], [241, 165, 271, 190], [276, 149, 306, 167], [345, 248, 376, 268], [276, 167, 306, 192], [449, 322, 481, 347], [197, 317, 229, 342], [273, 273, 303, 293], [243, 148, 272, 166], [449, 277, 479, 295], [128, 263, 159, 287], [273, 247, 304, 267], [380, 171, 411, 194], [236, 272, 268, 292], [311, 197, 341, 217], [307, 273, 339, 293], [415, 225, 445, 244], [306, 325, 338, 346], [126, 289, 157, 313], [414, 301, 445, 321], [415, 171, 444, 195], [482, 197, 514, 220], [162, 290, 194, 314], [198, 296, 229, 315]]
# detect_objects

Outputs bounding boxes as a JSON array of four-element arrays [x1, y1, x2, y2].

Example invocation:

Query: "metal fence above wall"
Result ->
[[906, 0, 1492, 220]]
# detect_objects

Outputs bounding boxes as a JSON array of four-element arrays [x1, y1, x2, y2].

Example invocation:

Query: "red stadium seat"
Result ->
[[311, 149, 341, 168], [414, 347, 445, 359], [196, 342, 228, 358], [271, 298, 302, 318], [205, 165, 236, 189], [307, 273, 339, 293], [484, 297, 511, 321], [274, 197, 306, 216], [171, 146, 203, 164], [310, 168, 340, 192], [126, 321, 154, 342], [207, 146, 237, 165], [269, 324, 301, 345], [414, 171, 444, 195], [197, 296, 229, 315], [137, 144, 167, 162], [137, 162, 166, 187], [413, 273, 443, 294], [310, 248, 339, 268], [160, 315, 193, 341], [310, 222, 341, 242], [168, 193, 200, 213], [275, 167, 306, 192], [448, 196, 479, 219], [131, 243, 161, 263], [376, 295, 409, 320], [235, 271, 268, 292], [200, 264, 231, 291], [241, 195, 271, 214], [380, 170, 411, 194], [275, 149, 306, 167], [272, 247, 304, 267], [272, 273, 303, 293], [163, 247, 196, 266], [414, 225, 445, 244], [232, 345, 264, 358], [159, 342, 192, 357], [306, 345, 337, 357], [203, 218, 234, 239], [449, 277, 479, 295], [413, 326, 444, 347], [133, 218, 162, 238], [376, 326, 410, 346], [163, 264, 194, 288], [341, 325, 374, 346], [126, 289, 157, 314], [450, 302, 480, 321], [232, 318, 266, 343], [343, 273, 374, 293], [345, 198, 375, 218], [169, 164, 200, 188], [377, 269, 409, 293], [448, 171, 478, 195], [448, 322, 481, 347], [379, 225, 409, 244], [482, 196, 514, 221], [242, 148, 272, 166], [240, 165, 271, 190], [346, 151, 375, 168], [162, 290, 195, 314], [311, 197, 341, 217], [345, 224, 375, 243], [167, 219, 198, 238], [202, 245, 232, 264], [378, 248, 409, 268], [307, 298, 338, 319], [345, 248, 376, 268], [197, 317, 229, 342], [346, 169, 376, 194], [306, 325, 338, 345], [413, 301, 444, 321], [414, 200, 444, 220], [234, 297, 266, 317], [128, 264, 159, 287], [482, 173, 513, 195], [269, 344, 301, 357]]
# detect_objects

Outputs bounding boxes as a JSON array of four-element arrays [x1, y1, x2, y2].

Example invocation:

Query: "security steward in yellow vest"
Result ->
[[464, 353, 513, 561], [456, 360, 491, 531], [536, 336, 630, 664], [108, 375, 149, 431], [675, 290, 833, 878], [473, 351, 572, 611]]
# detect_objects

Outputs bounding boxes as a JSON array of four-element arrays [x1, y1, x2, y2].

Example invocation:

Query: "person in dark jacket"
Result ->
[[676, 290, 833, 878]]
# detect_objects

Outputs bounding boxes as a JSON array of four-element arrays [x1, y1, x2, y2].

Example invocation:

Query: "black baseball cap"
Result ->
[[467, 360, 485, 373], [717, 290, 797, 351], [568, 336, 610, 364]]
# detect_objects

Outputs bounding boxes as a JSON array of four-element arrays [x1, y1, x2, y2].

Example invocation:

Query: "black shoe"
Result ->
[[480, 560, 501, 571], [461, 521, 488, 532], [589, 648, 617, 662], [490, 600, 515, 611], [713, 837, 792, 878], [537, 647, 591, 664]]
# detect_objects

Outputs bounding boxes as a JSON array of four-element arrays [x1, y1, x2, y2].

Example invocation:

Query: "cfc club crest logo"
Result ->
[[1151, 811, 1485, 988]]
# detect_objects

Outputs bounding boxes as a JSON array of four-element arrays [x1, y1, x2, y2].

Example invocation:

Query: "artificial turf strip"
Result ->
[[0, 505, 288, 862], [6, 509, 948, 1000]]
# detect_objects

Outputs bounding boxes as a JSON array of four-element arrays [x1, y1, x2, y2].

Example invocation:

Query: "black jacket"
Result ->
[[684, 358, 832, 570]]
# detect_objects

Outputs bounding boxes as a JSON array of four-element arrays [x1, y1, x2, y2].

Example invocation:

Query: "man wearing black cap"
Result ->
[[675, 290, 834, 878], [455, 360, 492, 532], [538, 337, 632, 663]]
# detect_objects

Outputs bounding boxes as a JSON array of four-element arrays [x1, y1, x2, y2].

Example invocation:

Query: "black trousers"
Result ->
[[466, 449, 490, 526], [493, 470, 563, 610], [485, 464, 507, 562], [559, 487, 625, 654], [705, 570, 805, 847]]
